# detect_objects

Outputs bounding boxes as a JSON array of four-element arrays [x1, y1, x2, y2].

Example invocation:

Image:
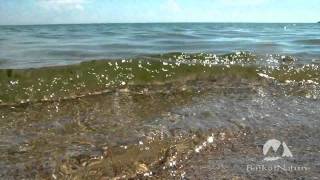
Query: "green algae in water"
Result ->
[[0, 52, 260, 105], [0, 52, 319, 105]]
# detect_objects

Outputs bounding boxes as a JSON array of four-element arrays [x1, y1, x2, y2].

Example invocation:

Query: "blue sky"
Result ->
[[0, 0, 319, 25]]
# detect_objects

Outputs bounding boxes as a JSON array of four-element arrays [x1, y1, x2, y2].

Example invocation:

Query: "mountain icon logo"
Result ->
[[263, 139, 293, 161]]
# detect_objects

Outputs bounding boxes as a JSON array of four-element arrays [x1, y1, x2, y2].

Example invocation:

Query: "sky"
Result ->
[[0, 0, 319, 25]]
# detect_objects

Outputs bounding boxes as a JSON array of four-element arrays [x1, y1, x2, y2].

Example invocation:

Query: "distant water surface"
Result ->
[[0, 23, 319, 69]]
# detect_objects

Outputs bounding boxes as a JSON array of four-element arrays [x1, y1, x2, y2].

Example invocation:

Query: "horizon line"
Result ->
[[0, 21, 318, 26]]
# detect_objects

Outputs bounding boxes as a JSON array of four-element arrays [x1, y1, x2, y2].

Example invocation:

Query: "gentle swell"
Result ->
[[0, 52, 319, 105], [294, 39, 320, 45]]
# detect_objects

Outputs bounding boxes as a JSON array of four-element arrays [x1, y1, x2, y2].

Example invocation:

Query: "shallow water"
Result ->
[[0, 74, 319, 179]]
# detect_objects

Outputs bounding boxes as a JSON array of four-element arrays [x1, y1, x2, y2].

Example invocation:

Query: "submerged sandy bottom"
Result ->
[[0, 77, 319, 179]]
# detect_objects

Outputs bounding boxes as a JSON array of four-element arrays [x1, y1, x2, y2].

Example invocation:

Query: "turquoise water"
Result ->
[[0, 23, 319, 69]]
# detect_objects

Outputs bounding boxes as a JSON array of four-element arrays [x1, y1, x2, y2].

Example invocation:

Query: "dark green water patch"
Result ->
[[0, 52, 260, 105], [0, 52, 319, 105]]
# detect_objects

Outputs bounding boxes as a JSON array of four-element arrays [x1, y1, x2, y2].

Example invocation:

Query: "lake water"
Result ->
[[1, 23, 320, 179], [0, 23, 319, 69]]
